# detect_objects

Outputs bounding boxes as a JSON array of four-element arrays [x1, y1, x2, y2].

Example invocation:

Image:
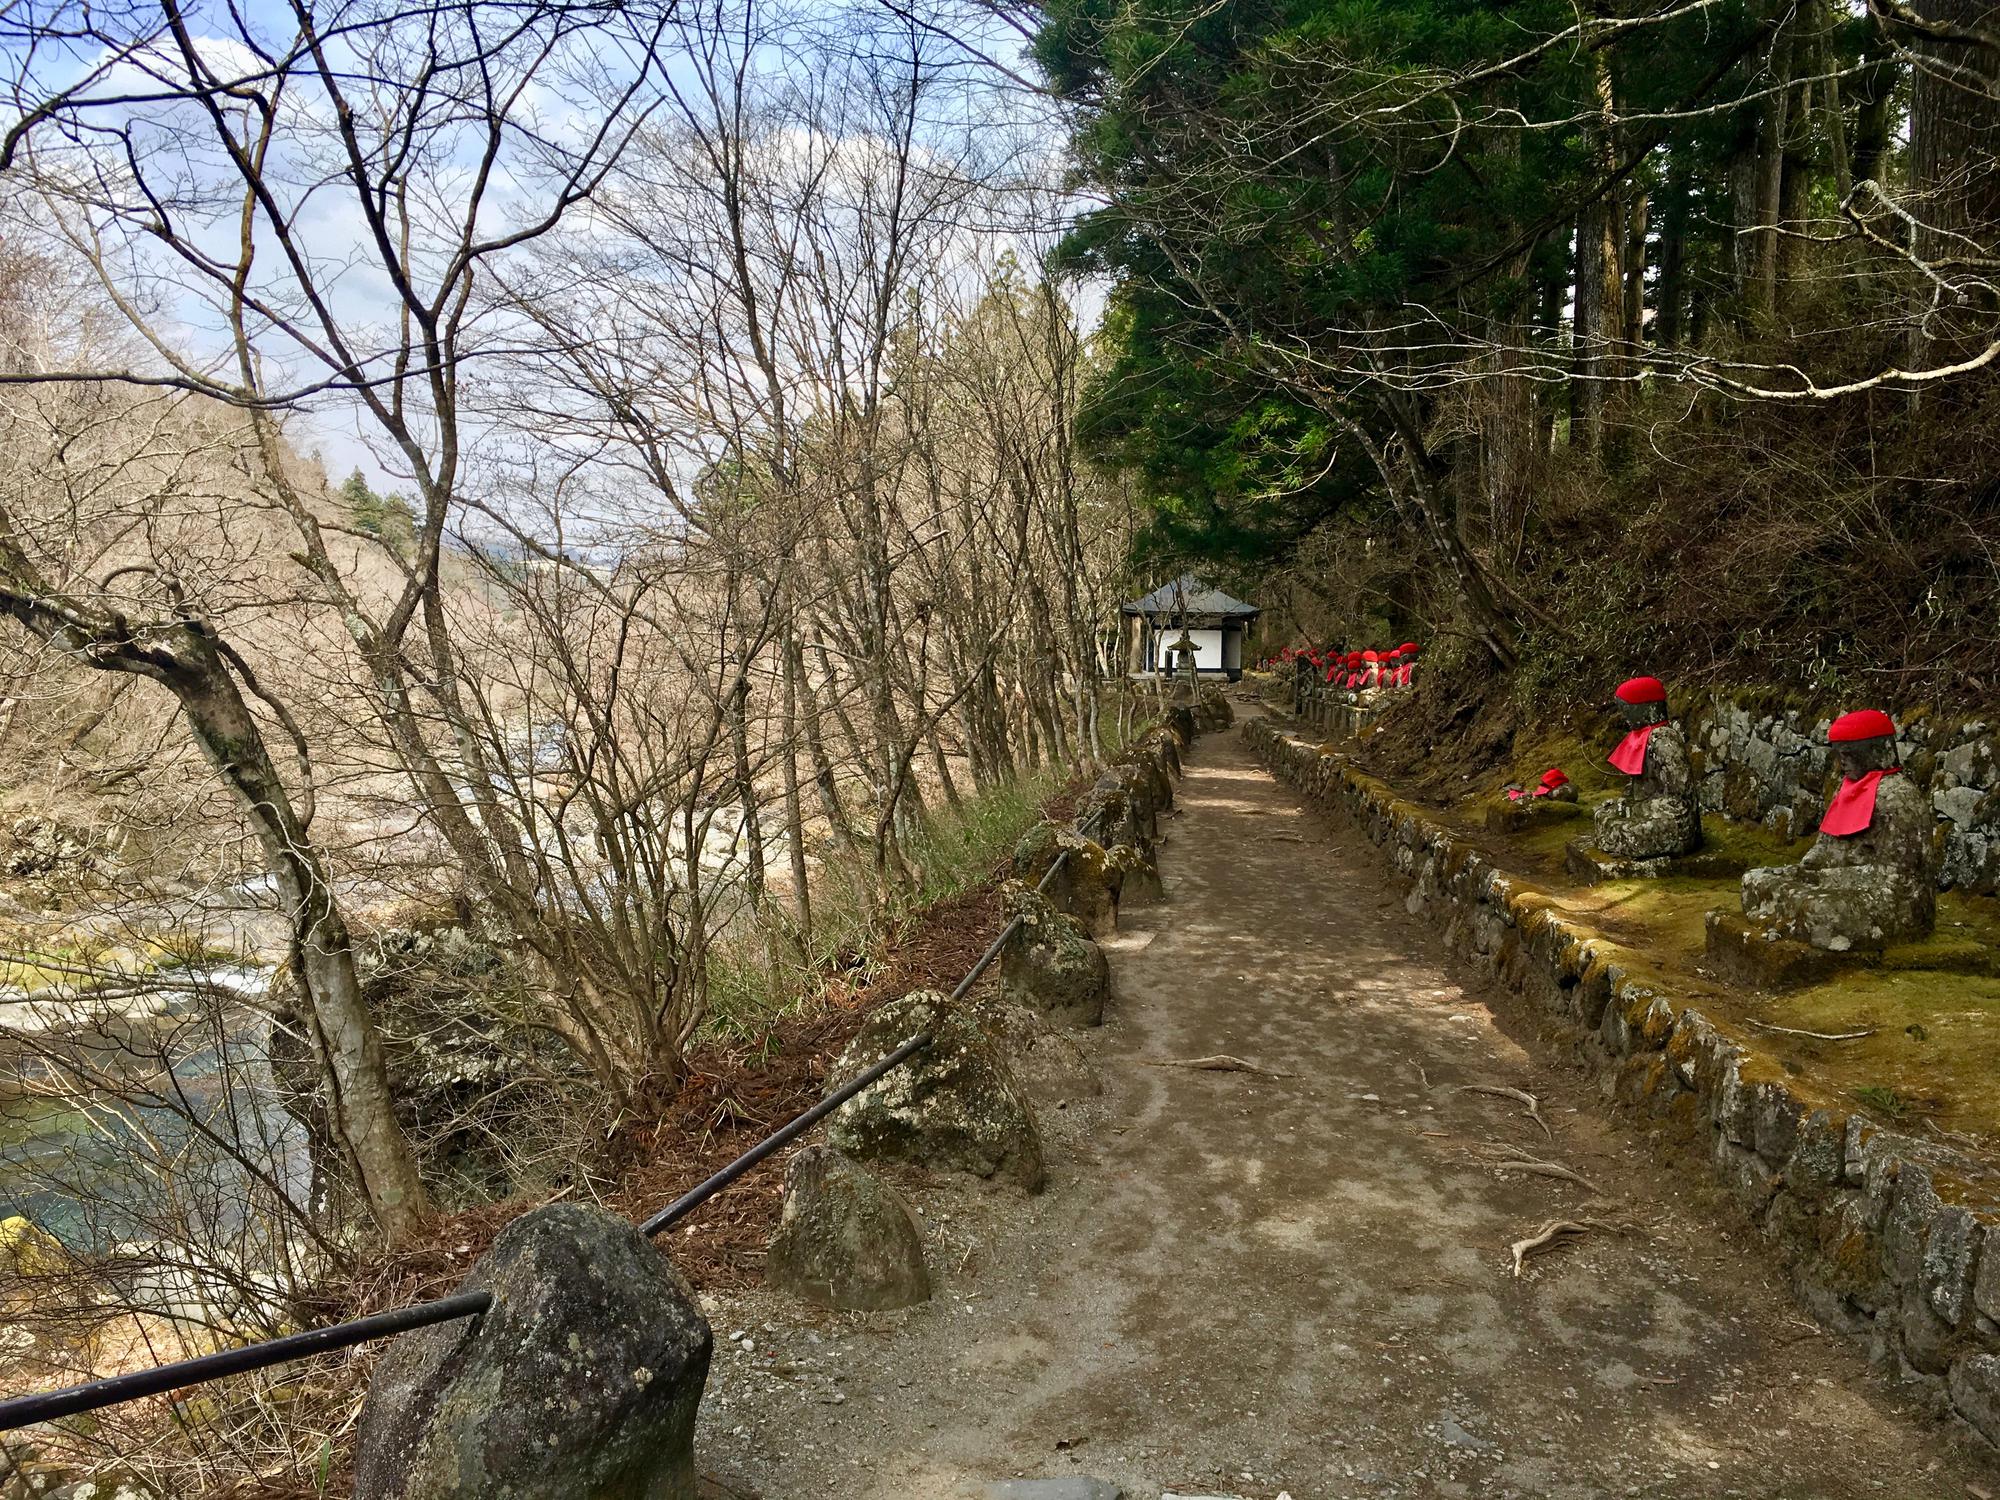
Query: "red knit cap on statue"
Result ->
[[1613, 676, 1667, 706], [1399, 641, 1420, 655], [1346, 651, 1363, 668], [1829, 709, 1896, 743]]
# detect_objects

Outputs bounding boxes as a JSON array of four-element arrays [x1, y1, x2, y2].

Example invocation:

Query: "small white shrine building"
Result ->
[[1121, 576, 1261, 682]]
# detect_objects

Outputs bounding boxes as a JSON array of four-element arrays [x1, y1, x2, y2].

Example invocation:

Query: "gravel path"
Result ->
[[693, 706, 1997, 1499]]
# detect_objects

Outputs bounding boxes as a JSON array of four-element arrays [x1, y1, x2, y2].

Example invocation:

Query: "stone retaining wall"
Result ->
[[1246, 714, 2000, 1449]]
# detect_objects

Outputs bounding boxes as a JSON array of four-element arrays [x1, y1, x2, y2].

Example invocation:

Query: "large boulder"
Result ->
[[1010, 823, 1121, 937], [3, 814, 105, 879], [1194, 686, 1234, 731], [825, 990, 1046, 1191], [999, 885, 1109, 1026], [0, 1215, 65, 1276], [353, 1203, 712, 1500], [1080, 781, 1141, 854], [765, 1146, 930, 1311], [271, 921, 587, 1205]]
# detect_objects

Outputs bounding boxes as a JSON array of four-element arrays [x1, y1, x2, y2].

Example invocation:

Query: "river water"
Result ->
[[0, 966, 314, 1260]]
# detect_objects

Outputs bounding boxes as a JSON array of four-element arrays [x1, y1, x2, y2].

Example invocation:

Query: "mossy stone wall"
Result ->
[[1246, 715, 2000, 1453]]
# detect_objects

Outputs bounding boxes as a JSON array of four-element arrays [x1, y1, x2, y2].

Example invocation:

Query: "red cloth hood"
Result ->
[[1822, 768, 1897, 836], [1608, 723, 1658, 776], [1829, 709, 1896, 744]]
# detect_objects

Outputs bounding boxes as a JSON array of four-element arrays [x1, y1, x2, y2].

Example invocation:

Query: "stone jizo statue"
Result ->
[[1591, 675, 1702, 859], [1740, 708, 1936, 951], [1506, 767, 1574, 804]]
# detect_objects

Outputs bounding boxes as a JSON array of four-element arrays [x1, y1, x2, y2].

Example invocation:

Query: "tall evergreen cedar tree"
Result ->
[[1031, 0, 1865, 662]]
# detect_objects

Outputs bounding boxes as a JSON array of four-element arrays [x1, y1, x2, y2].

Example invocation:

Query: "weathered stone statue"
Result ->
[[1740, 709, 1936, 951], [1533, 767, 1576, 802], [1591, 676, 1702, 859]]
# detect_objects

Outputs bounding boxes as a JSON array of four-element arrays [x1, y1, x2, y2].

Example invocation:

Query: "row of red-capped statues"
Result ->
[[1267, 642, 1422, 701], [1542, 676, 1933, 952]]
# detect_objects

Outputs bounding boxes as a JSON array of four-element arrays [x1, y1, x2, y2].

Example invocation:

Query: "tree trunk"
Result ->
[[727, 634, 766, 914], [1623, 189, 1649, 352], [176, 668, 429, 1240], [1850, 28, 1899, 189], [0, 590, 430, 1239], [1747, 73, 1790, 317], [1656, 162, 1692, 347], [1907, 0, 2000, 350], [779, 626, 812, 954]]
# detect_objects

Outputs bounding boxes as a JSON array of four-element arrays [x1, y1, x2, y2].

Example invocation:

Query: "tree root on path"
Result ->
[[1143, 1054, 1297, 1078], [1488, 1157, 1604, 1195], [1509, 1218, 1619, 1277], [1456, 1082, 1553, 1139]]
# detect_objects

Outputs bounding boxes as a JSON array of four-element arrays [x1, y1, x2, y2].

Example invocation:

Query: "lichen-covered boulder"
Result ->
[[4, 814, 105, 878], [765, 1146, 930, 1311], [1078, 776, 1140, 852], [1121, 747, 1176, 819], [271, 921, 588, 1205], [353, 1203, 711, 1500], [0, 1215, 65, 1276], [1010, 819, 1064, 886], [1741, 772, 1937, 950], [1010, 823, 1120, 936], [1110, 842, 1165, 905], [999, 885, 1109, 1026], [826, 990, 1046, 1191]]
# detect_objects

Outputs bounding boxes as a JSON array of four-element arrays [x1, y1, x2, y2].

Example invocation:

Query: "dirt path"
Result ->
[[695, 708, 1997, 1499]]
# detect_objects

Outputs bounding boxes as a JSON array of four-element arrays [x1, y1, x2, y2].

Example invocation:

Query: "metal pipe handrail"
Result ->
[[0, 1290, 494, 1431], [0, 800, 1116, 1434], [638, 1031, 931, 1237]]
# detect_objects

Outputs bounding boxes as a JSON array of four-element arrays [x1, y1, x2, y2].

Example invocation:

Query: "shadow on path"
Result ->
[[695, 709, 1993, 1499]]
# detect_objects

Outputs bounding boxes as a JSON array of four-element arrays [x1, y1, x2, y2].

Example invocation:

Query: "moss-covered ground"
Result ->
[[1411, 737, 2000, 1145]]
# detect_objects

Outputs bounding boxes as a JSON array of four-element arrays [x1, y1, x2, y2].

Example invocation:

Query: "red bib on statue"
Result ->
[[1821, 768, 1896, 837], [1608, 723, 1658, 776]]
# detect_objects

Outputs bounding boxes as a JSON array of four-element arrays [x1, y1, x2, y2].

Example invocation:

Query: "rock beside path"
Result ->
[[999, 884, 1109, 1026], [765, 1146, 931, 1311], [826, 989, 1046, 1191], [1011, 822, 1122, 936], [353, 1202, 712, 1500]]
